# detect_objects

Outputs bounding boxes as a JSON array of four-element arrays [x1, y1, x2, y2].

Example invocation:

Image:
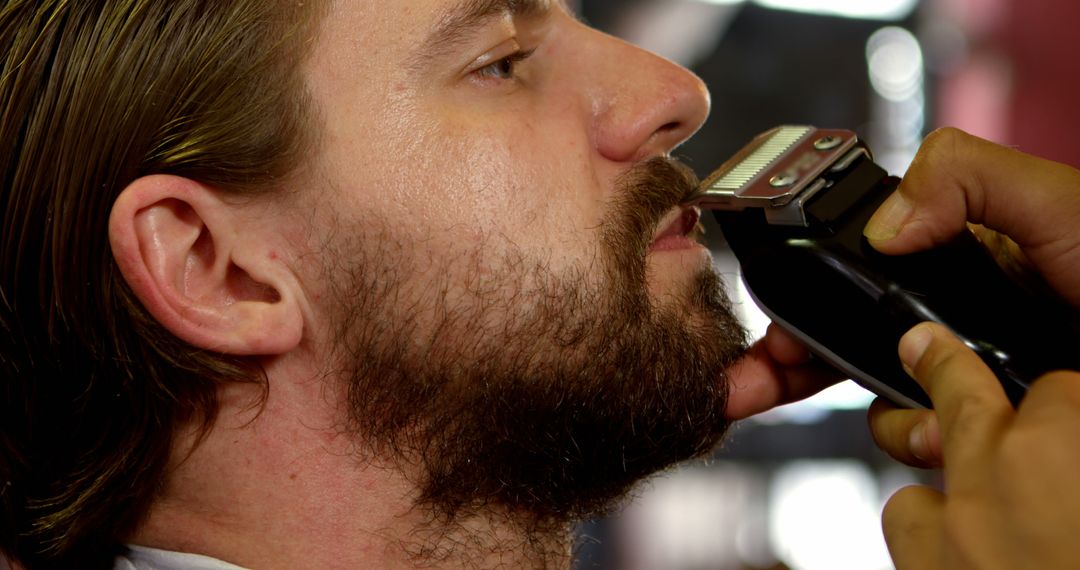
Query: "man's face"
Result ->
[[293, 0, 747, 526]]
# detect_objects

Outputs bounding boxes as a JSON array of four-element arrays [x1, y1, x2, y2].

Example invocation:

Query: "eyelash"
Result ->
[[474, 48, 537, 81]]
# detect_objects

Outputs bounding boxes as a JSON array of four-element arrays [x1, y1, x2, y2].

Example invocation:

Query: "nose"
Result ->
[[580, 27, 711, 163]]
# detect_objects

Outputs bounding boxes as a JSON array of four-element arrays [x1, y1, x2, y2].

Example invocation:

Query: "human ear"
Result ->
[[108, 175, 303, 355]]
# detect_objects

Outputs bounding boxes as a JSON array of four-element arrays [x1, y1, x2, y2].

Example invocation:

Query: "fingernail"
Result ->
[[898, 324, 934, 370], [909, 420, 931, 462], [864, 191, 913, 241], [909, 416, 941, 465]]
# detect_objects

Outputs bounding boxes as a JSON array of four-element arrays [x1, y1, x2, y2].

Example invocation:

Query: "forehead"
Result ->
[[312, 0, 559, 54]]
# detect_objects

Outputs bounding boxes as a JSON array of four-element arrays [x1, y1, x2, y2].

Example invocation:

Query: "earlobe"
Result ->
[[109, 175, 303, 356]]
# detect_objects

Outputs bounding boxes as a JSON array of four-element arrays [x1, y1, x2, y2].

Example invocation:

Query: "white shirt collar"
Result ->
[[114, 545, 249, 570]]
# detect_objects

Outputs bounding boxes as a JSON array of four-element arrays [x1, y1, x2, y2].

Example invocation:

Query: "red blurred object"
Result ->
[[1003, 0, 1080, 168], [939, 0, 1080, 168]]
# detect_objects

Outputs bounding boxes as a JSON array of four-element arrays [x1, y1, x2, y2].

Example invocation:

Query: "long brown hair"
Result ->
[[0, 1, 322, 566]]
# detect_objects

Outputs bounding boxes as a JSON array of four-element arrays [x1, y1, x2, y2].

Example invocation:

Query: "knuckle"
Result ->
[[925, 126, 968, 145], [909, 128, 975, 190], [949, 391, 999, 422], [913, 337, 964, 382], [918, 127, 966, 162], [943, 393, 1008, 448]]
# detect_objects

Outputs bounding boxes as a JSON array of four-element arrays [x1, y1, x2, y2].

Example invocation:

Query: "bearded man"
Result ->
[[10, 0, 1080, 568], [0, 1, 831, 567]]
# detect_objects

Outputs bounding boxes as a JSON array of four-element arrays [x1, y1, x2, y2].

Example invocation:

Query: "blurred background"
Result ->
[[570, 0, 1080, 568]]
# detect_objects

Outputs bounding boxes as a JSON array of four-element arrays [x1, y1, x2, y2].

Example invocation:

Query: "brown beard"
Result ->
[[327, 157, 748, 534]]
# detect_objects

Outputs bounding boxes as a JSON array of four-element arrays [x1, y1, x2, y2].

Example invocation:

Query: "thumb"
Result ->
[[863, 127, 1080, 305]]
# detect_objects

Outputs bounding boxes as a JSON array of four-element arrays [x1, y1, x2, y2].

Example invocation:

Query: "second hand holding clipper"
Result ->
[[685, 126, 1080, 408]]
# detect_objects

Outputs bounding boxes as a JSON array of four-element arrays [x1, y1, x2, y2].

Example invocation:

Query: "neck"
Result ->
[[397, 512, 572, 569], [130, 364, 572, 569]]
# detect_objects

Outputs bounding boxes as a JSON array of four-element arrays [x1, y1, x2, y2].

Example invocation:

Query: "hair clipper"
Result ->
[[685, 126, 1080, 408]]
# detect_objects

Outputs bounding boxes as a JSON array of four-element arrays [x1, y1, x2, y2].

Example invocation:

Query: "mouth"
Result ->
[[649, 206, 703, 252]]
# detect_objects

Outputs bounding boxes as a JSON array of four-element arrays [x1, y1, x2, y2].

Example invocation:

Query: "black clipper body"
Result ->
[[686, 126, 1080, 408]]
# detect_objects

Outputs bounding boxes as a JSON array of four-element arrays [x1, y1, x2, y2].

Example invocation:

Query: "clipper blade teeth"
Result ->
[[701, 126, 811, 193]]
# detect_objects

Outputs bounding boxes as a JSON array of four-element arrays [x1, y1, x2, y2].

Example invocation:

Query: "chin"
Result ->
[[645, 246, 714, 301]]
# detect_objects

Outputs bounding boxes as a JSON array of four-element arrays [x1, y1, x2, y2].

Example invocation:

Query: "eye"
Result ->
[[473, 48, 536, 81]]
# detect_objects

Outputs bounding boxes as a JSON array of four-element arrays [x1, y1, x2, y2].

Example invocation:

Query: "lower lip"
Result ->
[[648, 234, 706, 253]]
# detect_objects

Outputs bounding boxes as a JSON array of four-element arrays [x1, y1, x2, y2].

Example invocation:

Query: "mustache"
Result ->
[[604, 156, 702, 256]]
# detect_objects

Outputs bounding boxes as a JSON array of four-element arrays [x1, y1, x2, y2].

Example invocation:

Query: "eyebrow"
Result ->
[[409, 0, 553, 70]]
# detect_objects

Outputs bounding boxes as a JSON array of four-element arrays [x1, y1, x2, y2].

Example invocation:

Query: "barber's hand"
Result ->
[[724, 323, 843, 420], [877, 322, 1080, 569], [862, 129, 1080, 568], [863, 127, 1080, 306], [865, 128, 1080, 465]]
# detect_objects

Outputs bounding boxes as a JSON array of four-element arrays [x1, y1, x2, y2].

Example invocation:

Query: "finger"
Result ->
[[899, 323, 1012, 467], [864, 128, 1080, 306], [881, 485, 945, 570], [723, 340, 844, 420], [867, 397, 942, 468], [763, 322, 814, 366]]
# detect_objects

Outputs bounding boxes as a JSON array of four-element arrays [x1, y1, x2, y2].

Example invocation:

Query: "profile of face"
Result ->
[[290, 0, 748, 528]]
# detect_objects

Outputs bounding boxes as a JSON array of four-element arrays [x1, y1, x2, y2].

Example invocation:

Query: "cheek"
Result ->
[[319, 92, 605, 276], [397, 121, 599, 259]]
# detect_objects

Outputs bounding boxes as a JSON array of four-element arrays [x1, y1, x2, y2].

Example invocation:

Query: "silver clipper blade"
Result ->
[[684, 126, 865, 226]]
